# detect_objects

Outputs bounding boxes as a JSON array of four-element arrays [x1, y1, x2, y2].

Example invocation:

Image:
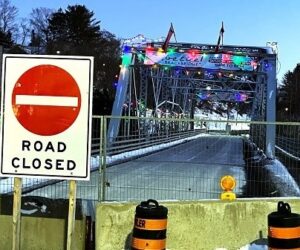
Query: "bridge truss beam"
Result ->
[[108, 42, 277, 157]]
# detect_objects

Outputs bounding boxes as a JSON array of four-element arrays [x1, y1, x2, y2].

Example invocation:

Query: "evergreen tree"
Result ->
[[278, 65, 300, 121], [0, 29, 13, 46], [46, 5, 102, 55], [45, 5, 121, 114]]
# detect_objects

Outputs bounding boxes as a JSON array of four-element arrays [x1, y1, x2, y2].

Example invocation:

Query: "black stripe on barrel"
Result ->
[[131, 199, 168, 250], [268, 201, 300, 249]]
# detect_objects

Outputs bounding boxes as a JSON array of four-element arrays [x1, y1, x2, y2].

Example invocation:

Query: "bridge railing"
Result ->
[[98, 117, 300, 202], [106, 116, 206, 155]]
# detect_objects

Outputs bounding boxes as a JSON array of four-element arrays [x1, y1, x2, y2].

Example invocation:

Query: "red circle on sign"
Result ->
[[12, 64, 81, 136]]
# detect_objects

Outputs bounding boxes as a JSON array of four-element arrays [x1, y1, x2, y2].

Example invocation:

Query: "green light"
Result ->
[[139, 100, 145, 111], [137, 53, 144, 60], [167, 48, 175, 54], [232, 55, 246, 66], [122, 54, 131, 66]]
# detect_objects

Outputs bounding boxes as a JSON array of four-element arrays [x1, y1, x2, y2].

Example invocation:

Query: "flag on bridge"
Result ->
[[162, 23, 177, 52], [215, 22, 225, 53]]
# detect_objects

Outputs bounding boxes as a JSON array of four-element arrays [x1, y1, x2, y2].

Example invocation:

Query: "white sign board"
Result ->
[[144, 51, 257, 71], [0, 54, 93, 180]]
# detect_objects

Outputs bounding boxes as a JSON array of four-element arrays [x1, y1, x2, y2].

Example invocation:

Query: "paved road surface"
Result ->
[[25, 135, 246, 201]]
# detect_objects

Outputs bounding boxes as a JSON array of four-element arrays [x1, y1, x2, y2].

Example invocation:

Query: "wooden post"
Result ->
[[12, 177, 22, 250], [67, 180, 77, 250]]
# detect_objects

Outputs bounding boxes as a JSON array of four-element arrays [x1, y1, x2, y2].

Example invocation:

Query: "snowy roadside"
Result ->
[[215, 244, 267, 250]]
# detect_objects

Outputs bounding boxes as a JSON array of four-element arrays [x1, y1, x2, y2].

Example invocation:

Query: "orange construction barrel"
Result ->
[[268, 201, 300, 249], [131, 199, 168, 250]]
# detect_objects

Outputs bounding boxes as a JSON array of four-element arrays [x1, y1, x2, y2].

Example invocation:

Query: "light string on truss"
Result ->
[[120, 34, 275, 76], [120, 44, 263, 73], [117, 47, 266, 92], [121, 34, 165, 47]]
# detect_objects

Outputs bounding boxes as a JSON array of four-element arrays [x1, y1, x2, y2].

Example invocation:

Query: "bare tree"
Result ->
[[29, 7, 54, 46], [0, 0, 18, 34], [18, 18, 30, 45]]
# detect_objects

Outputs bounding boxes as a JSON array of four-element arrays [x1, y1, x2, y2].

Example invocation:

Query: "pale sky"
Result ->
[[11, 0, 300, 83]]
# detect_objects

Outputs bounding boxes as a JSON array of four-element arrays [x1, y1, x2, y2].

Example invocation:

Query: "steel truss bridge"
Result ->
[[108, 40, 277, 157]]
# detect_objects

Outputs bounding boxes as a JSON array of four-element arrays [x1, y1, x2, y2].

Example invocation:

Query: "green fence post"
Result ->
[[99, 116, 107, 202], [98, 116, 107, 202]]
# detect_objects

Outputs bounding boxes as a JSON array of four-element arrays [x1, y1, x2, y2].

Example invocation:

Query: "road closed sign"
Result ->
[[0, 55, 93, 180]]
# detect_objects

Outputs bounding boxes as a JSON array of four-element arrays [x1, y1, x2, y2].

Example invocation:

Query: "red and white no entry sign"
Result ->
[[1, 55, 93, 180], [12, 64, 81, 136]]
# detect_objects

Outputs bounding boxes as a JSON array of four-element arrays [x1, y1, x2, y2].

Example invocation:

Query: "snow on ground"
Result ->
[[265, 159, 300, 196], [240, 244, 267, 250], [195, 109, 250, 131], [215, 245, 267, 250]]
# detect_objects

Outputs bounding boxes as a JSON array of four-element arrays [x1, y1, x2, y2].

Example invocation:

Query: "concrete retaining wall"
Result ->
[[0, 215, 86, 249], [96, 198, 300, 250]]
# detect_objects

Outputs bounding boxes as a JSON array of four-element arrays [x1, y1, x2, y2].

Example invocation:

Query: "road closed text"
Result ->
[[11, 140, 76, 170]]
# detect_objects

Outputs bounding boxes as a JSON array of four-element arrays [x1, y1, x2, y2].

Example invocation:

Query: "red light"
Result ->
[[146, 45, 155, 53], [187, 49, 200, 60], [222, 54, 231, 64], [251, 61, 258, 69]]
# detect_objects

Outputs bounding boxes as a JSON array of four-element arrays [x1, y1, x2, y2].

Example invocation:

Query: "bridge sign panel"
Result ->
[[0, 55, 93, 180]]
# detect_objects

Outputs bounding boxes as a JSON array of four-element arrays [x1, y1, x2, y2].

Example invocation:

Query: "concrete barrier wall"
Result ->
[[0, 215, 86, 249], [96, 198, 300, 250]]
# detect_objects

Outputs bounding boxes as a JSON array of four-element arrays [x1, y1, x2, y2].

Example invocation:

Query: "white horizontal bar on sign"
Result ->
[[15, 95, 78, 107]]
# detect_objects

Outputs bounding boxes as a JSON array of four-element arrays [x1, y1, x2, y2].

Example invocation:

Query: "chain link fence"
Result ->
[[1, 116, 300, 205]]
